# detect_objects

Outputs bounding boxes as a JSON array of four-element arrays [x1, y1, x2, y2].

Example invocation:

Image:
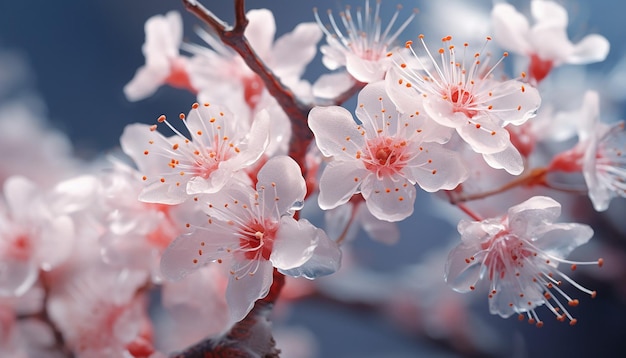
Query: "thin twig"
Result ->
[[450, 167, 548, 204]]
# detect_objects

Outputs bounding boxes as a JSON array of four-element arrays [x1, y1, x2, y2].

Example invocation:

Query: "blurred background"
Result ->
[[1, 0, 625, 357]]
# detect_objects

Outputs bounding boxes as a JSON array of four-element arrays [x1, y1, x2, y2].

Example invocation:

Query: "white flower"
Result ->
[[491, 0, 610, 82], [47, 267, 152, 357], [120, 102, 270, 205], [0, 176, 75, 297], [445, 196, 601, 326], [547, 91, 626, 211], [309, 81, 468, 222], [386, 36, 541, 174], [124, 11, 194, 101], [313, 0, 417, 83], [160, 156, 341, 323]]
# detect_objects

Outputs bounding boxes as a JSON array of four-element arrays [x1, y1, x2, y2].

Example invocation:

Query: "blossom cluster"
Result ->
[[0, 0, 622, 356]]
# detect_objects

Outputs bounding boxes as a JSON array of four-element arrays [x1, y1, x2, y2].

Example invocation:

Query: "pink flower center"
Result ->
[[239, 219, 278, 261], [362, 136, 408, 176], [447, 86, 478, 118], [166, 58, 196, 92], [243, 74, 265, 110], [2, 234, 32, 261], [528, 54, 553, 83], [192, 137, 234, 179], [481, 233, 534, 280]]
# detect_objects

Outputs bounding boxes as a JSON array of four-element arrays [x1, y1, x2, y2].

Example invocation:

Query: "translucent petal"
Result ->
[[532, 223, 593, 257], [123, 65, 168, 102], [318, 160, 368, 210], [456, 116, 510, 154], [0, 257, 38, 296], [277, 220, 341, 279], [423, 96, 467, 129], [444, 242, 483, 293], [361, 175, 415, 222], [405, 144, 468, 192], [507, 196, 561, 237], [271, 23, 322, 79], [244, 9, 276, 59], [531, 0, 568, 29], [357, 203, 400, 245], [384, 66, 423, 114], [487, 80, 541, 127], [482, 143, 524, 175], [271, 217, 318, 271], [491, 3, 532, 55], [257, 156, 306, 215], [529, 25, 574, 64], [345, 53, 386, 83], [4, 176, 38, 219], [160, 228, 234, 281], [308, 106, 365, 158], [36, 215, 74, 271], [568, 34, 610, 65], [355, 81, 400, 136], [312, 71, 356, 99], [225, 259, 273, 323], [143, 11, 182, 61]]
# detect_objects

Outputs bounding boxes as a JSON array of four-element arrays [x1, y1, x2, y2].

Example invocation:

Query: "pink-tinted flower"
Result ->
[[491, 0, 610, 82], [386, 36, 541, 174], [445, 196, 602, 326], [47, 267, 154, 357], [124, 11, 194, 101], [96, 162, 202, 282], [313, 0, 417, 86], [309, 81, 467, 222], [160, 156, 341, 323], [550, 91, 626, 211], [0, 176, 75, 297], [120, 102, 270, 205]]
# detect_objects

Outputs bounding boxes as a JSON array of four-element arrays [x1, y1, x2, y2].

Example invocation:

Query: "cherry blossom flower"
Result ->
[[0, 176, 75, 297], [120, 102, 270, 205], [312, 0, 417, 98], [124, 11, 195, 101], [160, 156, 341, 323], [95, 162, 203, 282], [549, 91, 626, 211], [47, 267, 155, 357], [309, 81, 468, 222], [445, 196, 602, 326], [188, 9, 321, 109], [386, 35, 541, 174], [491, 0, 610, 82]]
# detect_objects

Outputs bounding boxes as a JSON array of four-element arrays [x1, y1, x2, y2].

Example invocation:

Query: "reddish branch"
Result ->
[[449, 167, 549, 204]]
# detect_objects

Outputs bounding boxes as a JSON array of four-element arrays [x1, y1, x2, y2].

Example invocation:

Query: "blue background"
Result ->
[[1, 1, 626, 357]]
